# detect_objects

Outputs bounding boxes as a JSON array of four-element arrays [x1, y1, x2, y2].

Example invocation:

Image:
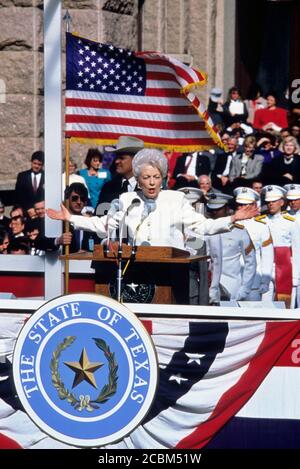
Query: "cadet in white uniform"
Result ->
[[284, 183, 300, 221], [178, 187, 209, 305], [233, 187, 273, 300], [261, 185, 300, 307], [206, 193, 257, 301], [284, 184, 300, 306]]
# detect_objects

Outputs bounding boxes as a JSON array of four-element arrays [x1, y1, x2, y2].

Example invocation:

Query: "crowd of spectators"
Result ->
[[1, 84, 299, 258]]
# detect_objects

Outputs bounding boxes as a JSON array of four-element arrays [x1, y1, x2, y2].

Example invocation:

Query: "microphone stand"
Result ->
[[116, 198, 141, 302], [116, 210, 127, 303]]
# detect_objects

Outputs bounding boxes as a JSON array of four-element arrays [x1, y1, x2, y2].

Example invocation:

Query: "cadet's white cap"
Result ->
[[178, 187, 203, 204], [283, 184, 300, 200], [262, 185, 287, 202], [206, 192, 233, 210], [233, 186, 260, 204]]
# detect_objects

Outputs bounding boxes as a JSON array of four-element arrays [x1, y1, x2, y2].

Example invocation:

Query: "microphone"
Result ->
[[107, 198, 121, 217], [118, 198, 141, 249], [104, 198, 121, 252], [131, 199, 156, 255]]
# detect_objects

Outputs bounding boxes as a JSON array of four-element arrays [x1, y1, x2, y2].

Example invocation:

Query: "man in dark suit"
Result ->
[[96, 136, 144, 212], [15, 151, 44, 211], [211, 137, 241, 193], [171, 151, 210, 190]]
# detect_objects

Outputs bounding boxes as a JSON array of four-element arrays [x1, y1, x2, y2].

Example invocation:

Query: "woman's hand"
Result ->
[[46, 203, 71, 222], [231, 204, 259, 222]]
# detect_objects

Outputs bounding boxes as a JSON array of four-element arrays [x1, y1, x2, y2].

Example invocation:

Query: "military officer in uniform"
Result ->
[[284, 183, 300, 306], [178, 187, 208, 305], [261, 185, 300, 307], [284, 184, 300, 221], [233, 187, 274, 300], [206, 193, 257, 302]]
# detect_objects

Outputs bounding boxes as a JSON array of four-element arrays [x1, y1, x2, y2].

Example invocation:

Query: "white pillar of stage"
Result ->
[[44, 0, 63, 299]]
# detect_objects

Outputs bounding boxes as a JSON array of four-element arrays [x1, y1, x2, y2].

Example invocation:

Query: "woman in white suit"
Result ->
[[47, 149, 257, 248]]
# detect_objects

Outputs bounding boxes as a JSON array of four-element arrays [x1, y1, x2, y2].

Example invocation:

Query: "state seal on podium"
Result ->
[[13, 293, 158, 447]]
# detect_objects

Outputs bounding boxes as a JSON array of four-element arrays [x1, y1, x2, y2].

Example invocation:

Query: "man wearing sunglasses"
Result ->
[[66, 183, 97, 253]]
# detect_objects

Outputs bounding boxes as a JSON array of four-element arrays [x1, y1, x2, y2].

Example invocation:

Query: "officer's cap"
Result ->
[[283, 184, 300, 201], [178, 187, 203, 204], [262, 185, 286, 202], [206, 192, 233, 210], [233, 186, 260, 204]]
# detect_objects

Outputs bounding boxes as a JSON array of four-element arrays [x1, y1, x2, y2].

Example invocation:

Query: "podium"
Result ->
[[62, 244, 208, 304]]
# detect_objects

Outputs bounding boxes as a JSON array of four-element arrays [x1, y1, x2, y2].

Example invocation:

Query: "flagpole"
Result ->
[[64, 137, 71, 294], [63, 10, 72, 294]]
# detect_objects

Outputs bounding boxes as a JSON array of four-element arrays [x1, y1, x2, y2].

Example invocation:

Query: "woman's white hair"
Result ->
[[132, 149, 168, 178]]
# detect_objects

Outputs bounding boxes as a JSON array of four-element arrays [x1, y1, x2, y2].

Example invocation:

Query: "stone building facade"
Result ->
[[0, 0, 235, 192]]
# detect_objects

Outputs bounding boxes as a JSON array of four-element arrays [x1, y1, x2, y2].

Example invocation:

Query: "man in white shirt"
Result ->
[[172, 152, 210, 189]]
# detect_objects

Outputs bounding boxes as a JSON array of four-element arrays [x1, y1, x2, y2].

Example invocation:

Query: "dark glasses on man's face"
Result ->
[[71, 195, 86, 203]]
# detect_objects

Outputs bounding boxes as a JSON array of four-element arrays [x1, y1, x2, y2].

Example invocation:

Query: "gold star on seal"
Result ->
[[64, 348, 103, 389]]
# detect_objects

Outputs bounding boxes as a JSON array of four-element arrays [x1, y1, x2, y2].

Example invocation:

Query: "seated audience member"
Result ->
[[256, 134, 280, 164], [33, 199, 45, 219], [208, 132, 231, 172], [290, 125, 300, 144], [252, 178, 263, 196], [268, 136, 300, 186], [0, 228, 9, 254], [163, 151, 182, 188], [10, 205, 25, 220], [7, 238, 30, 255], [244, 84, 267, 125], [25, 218, 44, 255], [253, 93, 288, 131], [198, 175, 214, 197], [65, 182, 98, 253], [207, 87, 224, 128], [172, 151, 210, 190], [79, 148, 111, 209], [27, 207, 37, 220], [223, 86, 248, 128], [251, 178, 264, 212], [229, 135, 264, 188], [211, 136, 240, 193], [280, 127, 291, 140], [62, 158, 89, 196], [9, 215, 26, 240]]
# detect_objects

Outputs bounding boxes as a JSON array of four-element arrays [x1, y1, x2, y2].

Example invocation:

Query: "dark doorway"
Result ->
[[235, 0, 300, 104]]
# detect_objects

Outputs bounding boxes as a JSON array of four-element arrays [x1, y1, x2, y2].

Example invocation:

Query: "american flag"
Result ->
[[65, 33, 222, 151], [1, 314, 300, 449]]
